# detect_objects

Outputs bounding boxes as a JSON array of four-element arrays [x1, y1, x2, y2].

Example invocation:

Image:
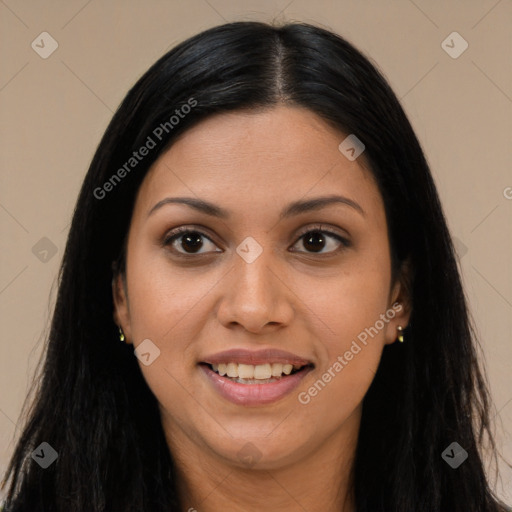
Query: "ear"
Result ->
[[384, 258, 413, 345], [112, 268, 133, 345]]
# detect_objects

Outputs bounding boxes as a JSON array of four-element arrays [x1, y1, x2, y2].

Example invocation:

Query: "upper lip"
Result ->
[[201, 348, 313, 367]]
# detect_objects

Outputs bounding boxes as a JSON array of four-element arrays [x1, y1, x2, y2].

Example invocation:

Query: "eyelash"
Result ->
[[162, 224, 351, 258]]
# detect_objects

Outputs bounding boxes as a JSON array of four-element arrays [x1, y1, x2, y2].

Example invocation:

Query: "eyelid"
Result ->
[[293, 223, 350, 243]]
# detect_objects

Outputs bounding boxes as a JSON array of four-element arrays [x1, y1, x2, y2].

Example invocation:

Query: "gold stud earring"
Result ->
[[118, 326, 125, 342], [397, 325, 404, 343]]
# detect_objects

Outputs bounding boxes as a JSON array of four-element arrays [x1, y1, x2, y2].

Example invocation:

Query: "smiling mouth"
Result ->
[[200, 362, 313, 384]]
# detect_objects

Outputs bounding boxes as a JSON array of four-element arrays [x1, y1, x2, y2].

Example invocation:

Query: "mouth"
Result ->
[[198, 359, 314, 406]]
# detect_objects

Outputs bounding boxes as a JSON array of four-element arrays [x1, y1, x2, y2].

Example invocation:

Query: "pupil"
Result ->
[[182, 232, 203, 253], [304, 231, 325, 252]]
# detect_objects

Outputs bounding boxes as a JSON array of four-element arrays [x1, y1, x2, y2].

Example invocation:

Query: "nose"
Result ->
[[216, 247, 294, 334]]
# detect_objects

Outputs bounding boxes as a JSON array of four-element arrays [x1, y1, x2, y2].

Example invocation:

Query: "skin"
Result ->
[[113, 105, 411, 512]]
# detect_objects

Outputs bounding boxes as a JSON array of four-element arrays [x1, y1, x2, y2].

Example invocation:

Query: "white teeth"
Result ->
[[226, 363, 238, 378], [208, 362, 306, 379], [238, 364, 254, 379], [271, 363, 283, 377], [253, 363, 272, 380]]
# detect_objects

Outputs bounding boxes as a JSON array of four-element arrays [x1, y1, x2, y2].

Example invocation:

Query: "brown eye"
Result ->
[[164, 228, 221, 255], [291, 228, 350, 255]]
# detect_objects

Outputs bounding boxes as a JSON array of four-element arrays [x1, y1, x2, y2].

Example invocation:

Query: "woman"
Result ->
[[1, 21, 509, 512]]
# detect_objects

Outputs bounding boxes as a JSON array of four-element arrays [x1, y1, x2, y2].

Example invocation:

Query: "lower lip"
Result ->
[[199, 364, 313, 406]]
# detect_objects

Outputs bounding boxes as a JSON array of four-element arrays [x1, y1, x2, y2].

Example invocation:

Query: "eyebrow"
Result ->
[[147, 194, 366, 220]]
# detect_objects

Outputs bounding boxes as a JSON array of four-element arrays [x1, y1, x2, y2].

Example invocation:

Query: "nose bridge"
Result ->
[[217, 237, 293, 331], [234, 240, 278, 304]]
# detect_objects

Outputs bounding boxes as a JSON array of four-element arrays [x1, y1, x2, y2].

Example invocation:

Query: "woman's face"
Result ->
[[113, 105, 410, 470]]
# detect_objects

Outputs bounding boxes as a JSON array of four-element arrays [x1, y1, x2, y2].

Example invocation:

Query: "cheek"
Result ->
[[295, 247, 391, 413], [125, 259, 204, 427], [124, 248, 211, 400], [126, 245, 208, 343], [304, 246, 392, 349]]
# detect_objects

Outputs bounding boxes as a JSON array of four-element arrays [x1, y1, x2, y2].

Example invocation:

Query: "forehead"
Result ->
[[134, 105, 383, 221]]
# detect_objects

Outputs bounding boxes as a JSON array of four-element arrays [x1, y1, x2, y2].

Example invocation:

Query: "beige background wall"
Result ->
[[1, 0, 511, 502]]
